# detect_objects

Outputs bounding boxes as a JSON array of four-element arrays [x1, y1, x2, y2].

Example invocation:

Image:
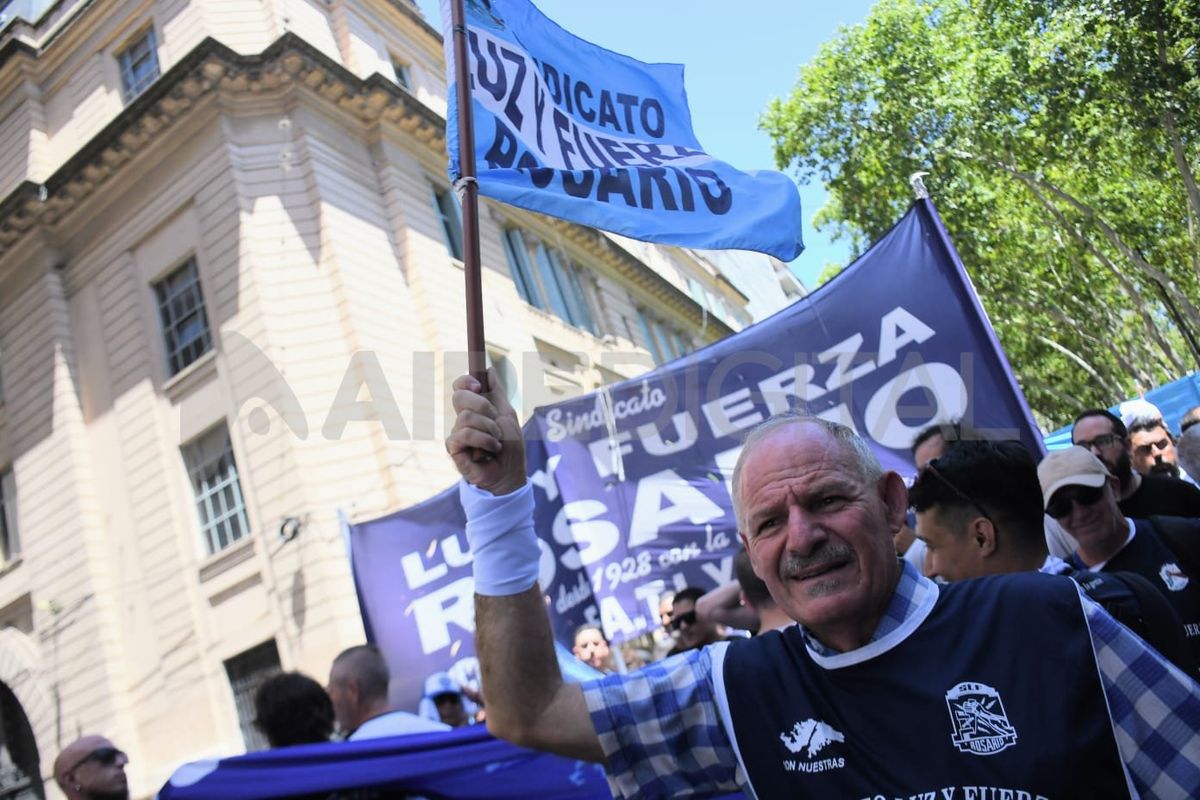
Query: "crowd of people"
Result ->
[[57, 386, 1200, 799], [573, 397, 1200, 684], [52, 644, 483, 800], [447, 369, 1200, 799]]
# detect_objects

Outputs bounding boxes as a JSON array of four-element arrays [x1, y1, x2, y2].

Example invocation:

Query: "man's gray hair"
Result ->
[[730, 412, 883, 533], [1178, 426, 1200, 483]]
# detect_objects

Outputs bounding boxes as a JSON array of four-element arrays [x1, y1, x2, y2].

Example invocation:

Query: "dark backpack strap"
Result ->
[[1100, 570, 1196, 676], [1148, 515, 1200, 578]]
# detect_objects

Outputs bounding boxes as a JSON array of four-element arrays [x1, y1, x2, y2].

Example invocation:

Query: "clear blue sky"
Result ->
[[414, 0, 879, 288]]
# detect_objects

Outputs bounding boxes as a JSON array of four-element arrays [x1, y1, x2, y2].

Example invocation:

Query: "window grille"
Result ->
[[182, 424, 249, 555], [224, 640, 282, 752], [154, 258, 212, 376], [118, 27, 160, 100]]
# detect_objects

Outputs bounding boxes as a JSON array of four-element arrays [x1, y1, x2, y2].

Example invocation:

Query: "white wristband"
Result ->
[[459, 480, 540, 596]]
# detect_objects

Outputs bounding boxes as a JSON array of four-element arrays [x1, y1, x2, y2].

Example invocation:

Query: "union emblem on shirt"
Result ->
[[1159, 562, 1190, 591], [945, 682, 1018, 756]]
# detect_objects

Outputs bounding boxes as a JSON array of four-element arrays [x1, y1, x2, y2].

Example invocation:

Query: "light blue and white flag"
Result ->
[[439, 0, 804, 260]]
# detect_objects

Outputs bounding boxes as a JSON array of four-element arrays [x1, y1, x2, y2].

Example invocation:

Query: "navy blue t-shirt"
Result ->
[[721, 572, 1129, 799], [1069, 518, 1200, 672]]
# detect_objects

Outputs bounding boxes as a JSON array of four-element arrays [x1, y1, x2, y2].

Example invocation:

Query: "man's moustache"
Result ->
[[780, 543, 855, 579]]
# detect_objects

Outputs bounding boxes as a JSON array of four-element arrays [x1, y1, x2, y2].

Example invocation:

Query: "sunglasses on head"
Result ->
[[1045, 484, 1105, 518], [70, 747, 126, 772], [668, 610, 697, 632], [922, 459, 994, 524]]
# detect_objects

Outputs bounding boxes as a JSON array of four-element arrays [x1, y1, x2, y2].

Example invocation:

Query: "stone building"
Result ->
[[0, 0, 795, 796]]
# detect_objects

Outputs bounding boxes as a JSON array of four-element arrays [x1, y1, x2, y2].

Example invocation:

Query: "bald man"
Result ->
[[53, 735, 129, 800]]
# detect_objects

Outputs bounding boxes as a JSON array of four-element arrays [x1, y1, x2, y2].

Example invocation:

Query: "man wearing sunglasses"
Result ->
[[910, 440, 1192, 675], [1045, 408, 1200, 560], [448, 372, 1200, 799], [665, 587, 726, 654], [1039, 445, 1200, 672], [53, 736, 129, 800]]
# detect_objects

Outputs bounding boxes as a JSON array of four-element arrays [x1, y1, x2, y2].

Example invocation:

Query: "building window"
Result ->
[[502, 230, 544, 310], [182, 424, 250, 556], [224, 640, 282, 752], [390, 55, 412, 89], [637, 309, 687, 364], [431, 185, 464, 260], [503, 230, 598, 334], [154, 258, 212, 377], [0, 468, 17, 566], [117, 27, 160, 100], [671, 329, 690, 358]]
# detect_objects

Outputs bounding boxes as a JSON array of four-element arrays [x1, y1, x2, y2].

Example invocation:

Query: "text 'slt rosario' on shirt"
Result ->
[[719, 573, 1129, 799]]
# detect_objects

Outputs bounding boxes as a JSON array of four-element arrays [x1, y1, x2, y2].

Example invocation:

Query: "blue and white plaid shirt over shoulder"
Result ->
[[581, 560, 1200, 800]]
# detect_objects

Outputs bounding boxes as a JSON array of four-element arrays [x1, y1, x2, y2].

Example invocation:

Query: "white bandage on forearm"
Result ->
[[459, 480, 540, 596]]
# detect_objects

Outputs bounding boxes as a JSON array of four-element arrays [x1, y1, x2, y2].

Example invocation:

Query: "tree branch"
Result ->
[[1016, 178, 1189, 376], [988, 159, 1200, 332], [1156, 28, 1200, 246], [1010, 296, 1161, 388]]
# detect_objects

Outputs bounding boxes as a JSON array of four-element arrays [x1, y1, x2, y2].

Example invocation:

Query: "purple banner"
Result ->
[[349, 200, 1043, 712]]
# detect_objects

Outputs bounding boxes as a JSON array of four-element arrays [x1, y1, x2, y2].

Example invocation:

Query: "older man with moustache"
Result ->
[[447, 371, 1200, 799], [53, 736, 129, 800]]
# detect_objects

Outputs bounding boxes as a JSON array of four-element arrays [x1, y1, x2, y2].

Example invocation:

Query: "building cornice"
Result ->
[[0, 28, 724, 336], [383, 0, 443, 44], [0, 32, 447, 257], [0, 38, 36, 72]]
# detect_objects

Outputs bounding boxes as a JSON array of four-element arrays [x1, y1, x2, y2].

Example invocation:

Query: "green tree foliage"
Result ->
[[763, 0, 1199, 428]]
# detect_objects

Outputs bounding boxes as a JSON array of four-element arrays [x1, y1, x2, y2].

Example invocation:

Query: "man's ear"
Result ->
[[880, 472, 908, 533], [971, 517, 998, 557]]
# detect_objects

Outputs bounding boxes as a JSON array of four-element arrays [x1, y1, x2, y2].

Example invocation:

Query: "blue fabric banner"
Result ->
[[349, 200, 1043, 714], [439, 0, 804, 260], [157, 727, 611, 799]]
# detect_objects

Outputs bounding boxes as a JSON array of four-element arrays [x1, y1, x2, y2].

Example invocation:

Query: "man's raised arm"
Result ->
[[446, 370, 604, 763]]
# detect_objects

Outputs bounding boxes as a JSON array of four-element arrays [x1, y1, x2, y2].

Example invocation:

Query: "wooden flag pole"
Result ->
[[450, 0, 488, 393]]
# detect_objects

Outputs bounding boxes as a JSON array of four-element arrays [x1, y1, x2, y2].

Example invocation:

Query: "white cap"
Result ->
[[1118, 398, 1163, 429]]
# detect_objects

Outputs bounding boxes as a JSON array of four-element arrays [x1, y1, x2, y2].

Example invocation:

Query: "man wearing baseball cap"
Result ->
[[421, 672, 472, 728], [1039, 445, 1200, 673]]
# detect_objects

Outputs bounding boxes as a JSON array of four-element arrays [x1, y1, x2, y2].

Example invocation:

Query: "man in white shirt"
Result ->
[[327, 645, 449, 740]]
